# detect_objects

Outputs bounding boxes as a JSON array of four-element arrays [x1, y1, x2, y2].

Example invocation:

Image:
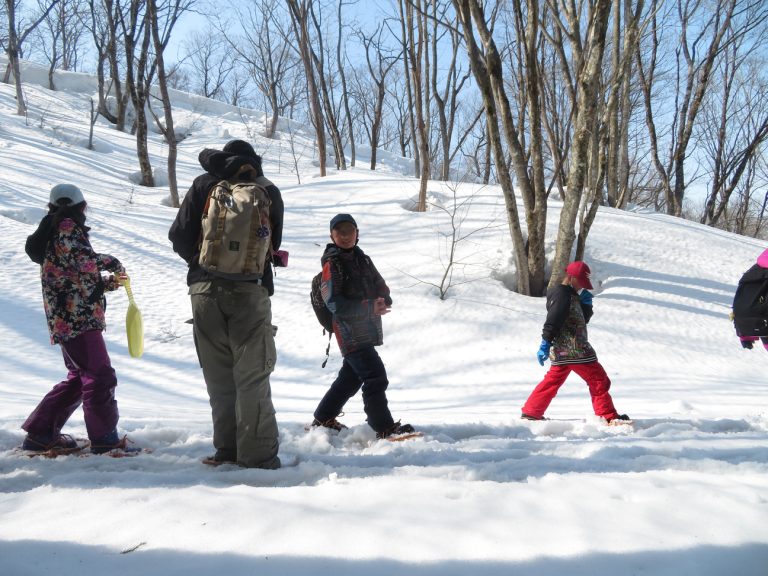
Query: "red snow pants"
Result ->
[[521, 361, 619, 420]]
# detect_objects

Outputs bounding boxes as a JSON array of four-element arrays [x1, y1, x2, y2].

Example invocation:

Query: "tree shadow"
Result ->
[[1, 540, 766, 576]]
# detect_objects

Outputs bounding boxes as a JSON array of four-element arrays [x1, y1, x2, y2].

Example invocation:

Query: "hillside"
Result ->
[[0, 62, 766, 576]]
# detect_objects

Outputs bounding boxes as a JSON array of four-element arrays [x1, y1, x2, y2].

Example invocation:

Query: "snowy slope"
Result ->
[[0, 62, 766, 576]]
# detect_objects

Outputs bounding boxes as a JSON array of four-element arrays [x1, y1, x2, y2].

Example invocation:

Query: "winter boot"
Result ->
[[606, 414, 633, 426], [202, 450, 239, 467], [22, 433, 80, 454], [90, 429, 141, 454], [376, 421, 416, 439], [310, 417, 348, 432]]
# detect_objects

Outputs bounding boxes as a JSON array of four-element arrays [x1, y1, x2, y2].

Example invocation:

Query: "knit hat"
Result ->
[[330, 213, 357, 231], [49, 184, 85, 206], [222, 140, 263, 177], [223, 139, 260, 161], [565, 261, 593, 289]]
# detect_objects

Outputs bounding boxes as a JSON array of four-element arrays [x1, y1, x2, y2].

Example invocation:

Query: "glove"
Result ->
[[537, 339, 551, 366], [579, 289, 593, 306], [741, 339, 754, 349], [273, 250, 289, 267]]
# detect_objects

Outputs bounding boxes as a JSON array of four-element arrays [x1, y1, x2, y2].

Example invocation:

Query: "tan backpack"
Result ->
[[199, 170, 272, 280]]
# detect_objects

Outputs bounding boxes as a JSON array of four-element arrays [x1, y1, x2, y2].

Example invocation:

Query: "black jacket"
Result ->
[[732, 262, 768, 337], [168, 148, 284, 295], [320, 243, 392, 356]]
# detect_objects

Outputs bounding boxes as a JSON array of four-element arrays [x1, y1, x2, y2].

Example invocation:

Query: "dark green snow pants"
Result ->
[[190, 279, 280, 469]]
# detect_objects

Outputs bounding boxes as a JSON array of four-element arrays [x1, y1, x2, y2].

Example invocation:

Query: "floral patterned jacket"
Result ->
[[541, 284, 597, 365], [38, 217, 124, 344]]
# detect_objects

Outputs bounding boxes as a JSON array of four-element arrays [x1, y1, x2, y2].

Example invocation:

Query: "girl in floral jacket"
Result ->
[[21, 184, 134, 454]]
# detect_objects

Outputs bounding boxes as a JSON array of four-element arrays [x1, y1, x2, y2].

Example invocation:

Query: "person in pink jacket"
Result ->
[[732, 248, 768, 351]]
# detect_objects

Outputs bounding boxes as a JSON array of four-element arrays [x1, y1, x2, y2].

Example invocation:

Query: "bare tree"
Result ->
[[453, 0, 532, 294], [286, 0, 327, 176], [548, 0, 613, 284], [306, 1, 346, 169], [382, 66, 413, 158], [638, 0, 766, 216], [390, 2, 419, 175], [427, 0, 474, 182], [219, 0, 296, 138], [397, 182, 496, 300], [97, 0, 132, 130], [400, 0, 431, 211], [4, 0, 60, 115], [336, 0, 355, 166], [699, 24, 768, 228], [605, 0, 646, 209], [575, 0, 647, 259], [147, 0, 191, 206], [356, 22, 400, 170], [181, 28, 233, 100], [83, 0, 117, 122], [116, 0, 154, 185], [38, 0, 88, 89]]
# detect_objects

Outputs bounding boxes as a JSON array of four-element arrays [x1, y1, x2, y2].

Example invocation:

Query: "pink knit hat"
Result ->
[[566, 261, 593, 289], [757, 248, 768, 268]]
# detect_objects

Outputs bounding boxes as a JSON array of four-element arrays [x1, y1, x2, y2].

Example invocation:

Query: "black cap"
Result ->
[[330, 213, 357, 231]]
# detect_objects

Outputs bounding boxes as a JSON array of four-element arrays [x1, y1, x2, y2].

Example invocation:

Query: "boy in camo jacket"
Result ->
[[521, 261, 630, 424]]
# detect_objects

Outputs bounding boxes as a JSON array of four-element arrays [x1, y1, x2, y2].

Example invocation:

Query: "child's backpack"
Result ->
[[732, 267, 768, 337], [311, 271, 333, 333], [199, 175, 272, 280], [310, 269, 334, 367]]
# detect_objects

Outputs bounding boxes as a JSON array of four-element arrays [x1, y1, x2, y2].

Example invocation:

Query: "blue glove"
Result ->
[[537, 339, 551, 366], [579, 289, 593, 306]]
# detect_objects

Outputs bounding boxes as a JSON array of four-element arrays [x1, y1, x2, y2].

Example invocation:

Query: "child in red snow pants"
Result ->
[[521, 361, 619, 420]]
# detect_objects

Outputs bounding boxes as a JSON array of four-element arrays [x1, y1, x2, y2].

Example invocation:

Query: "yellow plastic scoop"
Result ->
[[123, 276, 144, 358]]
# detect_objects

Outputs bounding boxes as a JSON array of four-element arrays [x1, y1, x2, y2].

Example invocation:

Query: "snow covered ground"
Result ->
[[0, 62, 766, 576]]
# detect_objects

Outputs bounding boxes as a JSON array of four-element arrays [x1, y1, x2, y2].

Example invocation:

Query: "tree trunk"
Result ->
[[337, 0, 355, 167], [308, 3, 345, 170], [466, 0, 545, 294], [550, 0, 612, 286], [606, 0, 621, 208], [5, 0, 26, 115], [123, 0, 154, 187], [148, 0, 179, 206], [454, 0, 531, 294], [520, 0, 547, 296], [398, 0, 420, 179], [104, 0, 128, 131], [287, 0, 327, 177], [576, 126, 607, 260], [404, 0, 430, 212]]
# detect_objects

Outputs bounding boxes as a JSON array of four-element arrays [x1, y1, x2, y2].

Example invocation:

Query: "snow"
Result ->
[[1, 61, 767, 576]]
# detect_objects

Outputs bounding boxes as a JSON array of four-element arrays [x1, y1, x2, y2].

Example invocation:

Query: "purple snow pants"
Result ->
[[22, 330, 119, 441]]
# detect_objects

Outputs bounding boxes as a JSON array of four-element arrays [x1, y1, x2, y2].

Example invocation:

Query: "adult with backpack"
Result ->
[[22, 184, 138, 455], [169, 140, 283, 469], [309, 214, 416, 439], [732, 248, 768, 351]]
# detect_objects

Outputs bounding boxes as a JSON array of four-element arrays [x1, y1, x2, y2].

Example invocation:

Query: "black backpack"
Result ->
[[310, 270, 334, 367], [311, 271, 333, 333], [732, 265, 768, 337]]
